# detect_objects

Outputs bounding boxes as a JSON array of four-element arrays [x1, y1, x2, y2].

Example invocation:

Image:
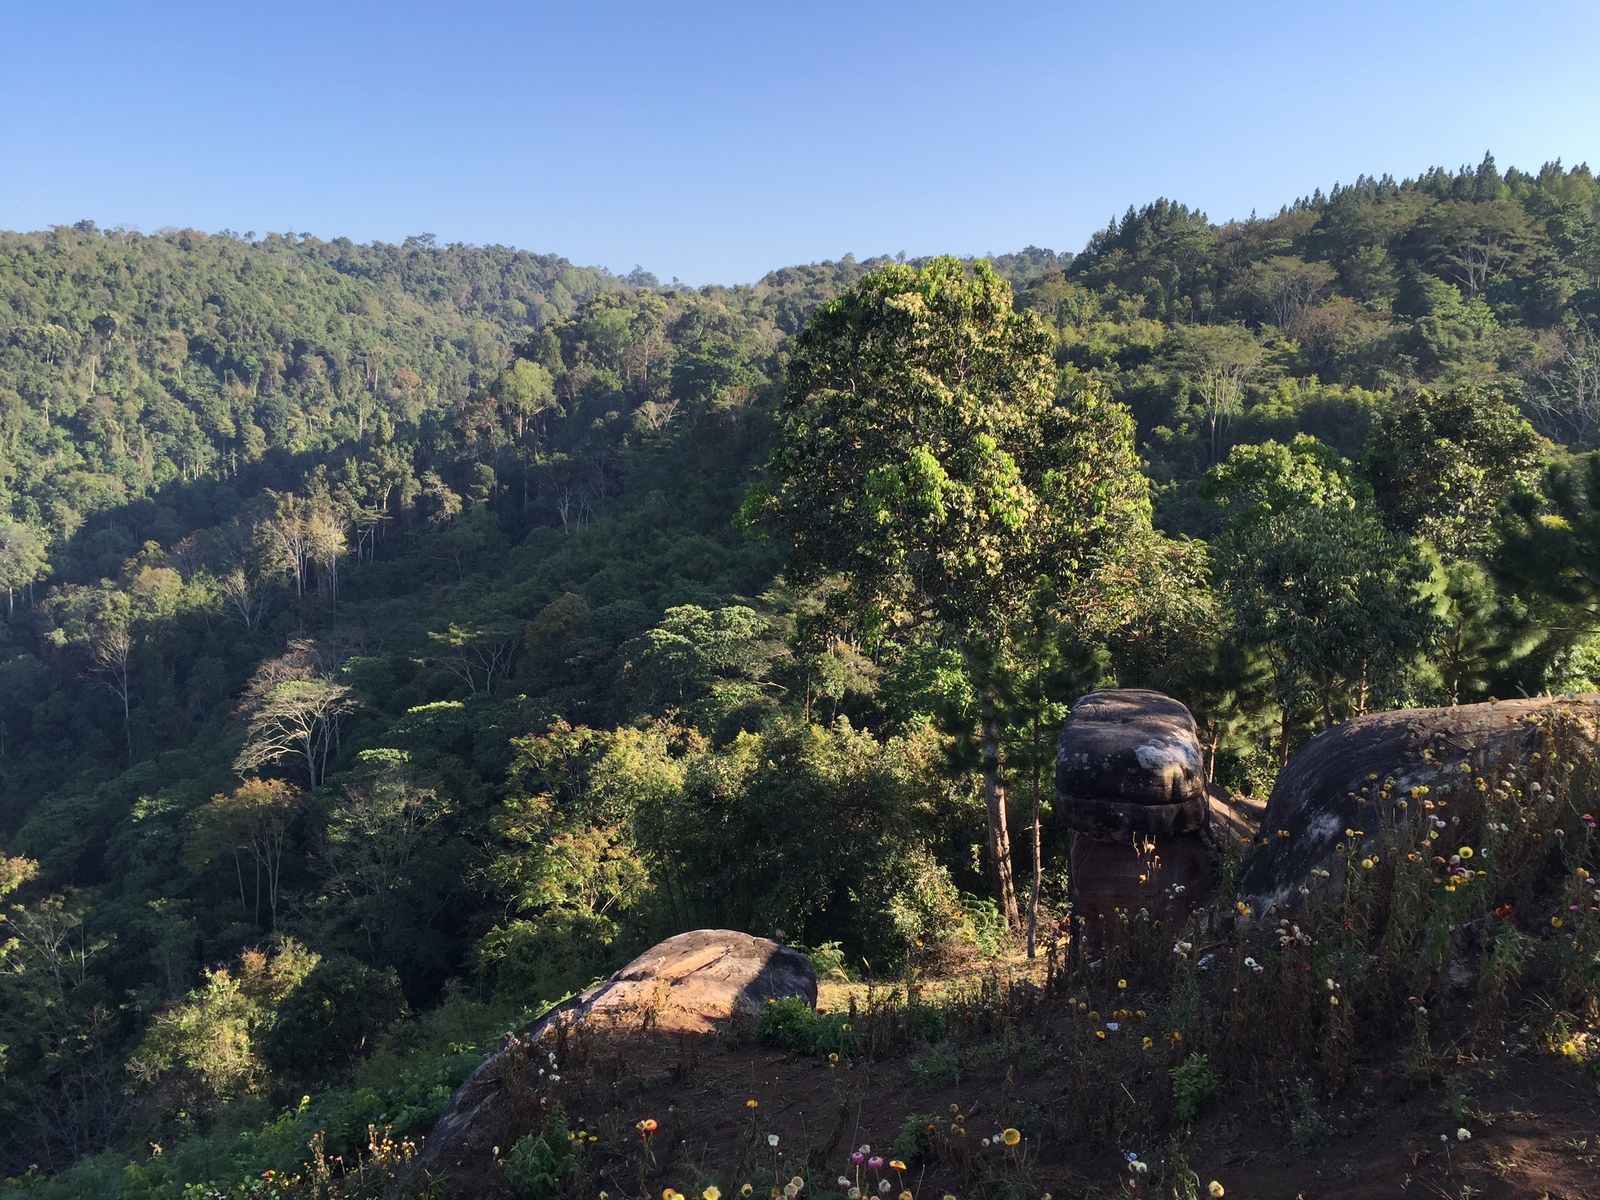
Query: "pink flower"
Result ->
[[868, 1157, 884, 1171], [850, 1152, 865, 1164]]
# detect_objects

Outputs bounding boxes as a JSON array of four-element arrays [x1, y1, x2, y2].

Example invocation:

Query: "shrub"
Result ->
[[1170, 1053, 1222, 1123], [755, 995, 858, 1057], [503, 1102, 578, 1199]]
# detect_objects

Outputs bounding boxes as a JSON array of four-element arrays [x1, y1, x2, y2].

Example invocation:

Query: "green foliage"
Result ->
[[889, 1113, 938, 1164], [755, 995, 858, 1058], [502, 1103, 578, 1200], [263, 958, 408, 1083], [1169, 1053, 1222, 1123], [2, 155, 1600, 1189]]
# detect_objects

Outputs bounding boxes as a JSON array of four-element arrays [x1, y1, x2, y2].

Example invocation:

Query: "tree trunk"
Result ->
[[980, 686, 1021, 931]]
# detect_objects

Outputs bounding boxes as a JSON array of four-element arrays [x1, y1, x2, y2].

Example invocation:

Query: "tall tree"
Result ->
[[745, 257, 1148, 928]]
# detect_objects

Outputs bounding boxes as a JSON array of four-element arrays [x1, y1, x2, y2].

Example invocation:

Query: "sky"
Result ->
[[2, 1, 1598, 286]]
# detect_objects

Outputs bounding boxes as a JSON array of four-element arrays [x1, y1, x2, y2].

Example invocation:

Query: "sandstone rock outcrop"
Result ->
[[405, 930, 815, 1192], [1236, 696, 1600, 911], [1056, 689, 1216, 956]]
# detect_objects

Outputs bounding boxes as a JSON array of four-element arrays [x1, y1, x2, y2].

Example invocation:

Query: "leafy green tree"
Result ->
[[1204, 437, 1436, 758], [1364, 383, 1545, 560], [1496, 452, 1600, 629], [746, 258, 1147, 927], [0, 521, 48, 616], [126, 940, 319, 1109], [189, 779, 310, 931], [262, 956, 407, 1085], [1173, 323, 1268, 464], [234, 643, 359, 788]]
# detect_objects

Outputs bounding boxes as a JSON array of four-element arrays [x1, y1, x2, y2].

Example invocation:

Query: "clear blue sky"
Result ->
[[3, 1, 1597, 285]]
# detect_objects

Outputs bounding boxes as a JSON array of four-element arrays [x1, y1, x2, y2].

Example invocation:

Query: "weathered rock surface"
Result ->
[[1056, 689, 1216, 957], [1237, 696, 1600, 910], [1056, 688, 1209, 840], [405, 930, 815, 1193]]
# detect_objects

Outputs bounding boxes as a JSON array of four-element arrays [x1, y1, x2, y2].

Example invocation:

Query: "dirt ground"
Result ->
[[430, 990, 1600, 1200]]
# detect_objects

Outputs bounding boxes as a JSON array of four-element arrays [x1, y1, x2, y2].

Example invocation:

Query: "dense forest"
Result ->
[[1, 154, 1599, 1195]]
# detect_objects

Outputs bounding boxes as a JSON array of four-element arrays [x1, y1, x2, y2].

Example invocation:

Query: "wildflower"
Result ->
[[747, 1099, 759, 1108], [1209, 1184, 1226, 1198], [838, 1181, 851, 1190], [1117, 978, 1128, 989], [847, 1192, 860, 1200], [638, 1118, 658, 1135], [898, 1193, 912, 1200], [1552, 916, 1564, 928], [1106, 1021, 1120, 1031], [742, 1188, 754, 1198], [1330, 996, 1340, 1006], [1561, 1039, 1579, 1057], [1142, 1036, 1154, 1050], [705, 1190, 723, 1200], [1459, 846, 1474, 859], [851, 1150, 865, 1163], [1002, 1128, 1021, 1146], [792, 1178, 805, 1192], [1457, 1127, 1471, 1141], [769, 1134, 780, 1147], [889, 1160, 906, 1172], [868, 1156, 883, 1171], [878, 1183, 891, 1196], [1361, 858, 1374, 870], [1582, 814, 1596, 828], [1096, 1029, 1106, 1039]]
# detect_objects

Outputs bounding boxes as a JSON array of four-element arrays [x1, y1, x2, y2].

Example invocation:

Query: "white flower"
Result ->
[[1457, 1127, 1471, 1141], [1105, 1022, 1120, 1031], [768, 1134, 780, 1147], [878, 1182, 891, 1195]]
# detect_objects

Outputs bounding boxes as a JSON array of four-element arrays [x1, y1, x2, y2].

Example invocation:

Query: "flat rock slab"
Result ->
[[1237, 697, 1600, 910], [404, 930, 815, 1193], [1056, 688, 1208, 840]]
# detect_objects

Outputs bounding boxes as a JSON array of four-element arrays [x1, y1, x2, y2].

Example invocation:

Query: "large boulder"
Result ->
[[1056, 689, 1216, 957], [406, 931, 815, 1191], [1056, 688, 1209, 840], [1237, 696, 1600, 910]]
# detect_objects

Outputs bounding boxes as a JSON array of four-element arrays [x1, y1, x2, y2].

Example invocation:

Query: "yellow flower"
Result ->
[[747, 1099, 759, 1108], [1552, 916, 1564, 928], [1329, 996, 1340, 1006], [1560, 1039, 1579, 1058], [741, 1187, 754, 1198], [1209, 1183, 1225, 1198], [898, 1193, 912, 1200], [1001, 1128, 1021, 1146], [1142, 1036, 1154, 1050], [889, 1160, 906, 1171], [705, 1190, 723, 1200], [1459, 846, 1474, 859], [1117, 979, 1128, 989], [1096, 1029, 1106, 1039]]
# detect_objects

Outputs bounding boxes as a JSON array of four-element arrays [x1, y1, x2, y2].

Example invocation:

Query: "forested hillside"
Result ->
[[2, 155, 1599, 1195]]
